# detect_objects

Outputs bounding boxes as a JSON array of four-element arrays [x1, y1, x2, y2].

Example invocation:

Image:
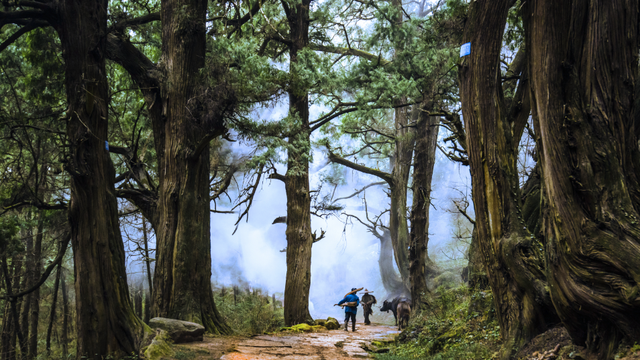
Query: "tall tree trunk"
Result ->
[[53, 0, 148, 356], [142, 218, 152, 324], [409, 113, 439, 307], [1, 255, 19, 360], [19, 222, 32, 359], [60, 269, 69, 359], [143, 291, 150, 324], [282, 0, 314, 326], [134, 284, 143, 319], [151, 0, 230, 334], [142, 218, 153, 296], [529, 1, 640, 358], [27, 210, 44, 359], [377, 229, 407, 297], [389, 0, 415, 290], [458, 1, 557, 357], [1, 299, 13, 360], [45, 264, 61, 357]]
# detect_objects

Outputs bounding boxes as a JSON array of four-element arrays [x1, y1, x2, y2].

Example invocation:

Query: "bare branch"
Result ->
[[327, 150, 393, 185], [332, 181, 386, 203]]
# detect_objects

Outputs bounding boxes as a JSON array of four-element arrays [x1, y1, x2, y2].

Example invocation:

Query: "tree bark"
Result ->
[[458, 1, 558, 357], [45, 264, 61, 357], [282, 0, 314, 326], [151, 0, 230, 334], [53, 0, 148, 356], [528, 1, 640, 358], [1, 255, 21, 360], [409, 113, 439, 307], [143, 218, 152, 324], [19, 221, 32, 359], [27, 210, 44, 359], [134, 284, 143, 319], [377, 228, 407, 297], [60, 269, 69, 359], [389, 0, 415, 290]]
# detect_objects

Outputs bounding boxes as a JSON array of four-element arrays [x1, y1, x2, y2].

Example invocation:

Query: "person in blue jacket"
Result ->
[[337, 288, 360, 332]]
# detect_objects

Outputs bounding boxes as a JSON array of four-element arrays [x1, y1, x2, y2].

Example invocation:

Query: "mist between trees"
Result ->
[[1, 0, 639, 360]]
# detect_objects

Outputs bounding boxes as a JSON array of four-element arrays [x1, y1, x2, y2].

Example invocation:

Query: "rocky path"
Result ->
[[173, 324, 398, 360]]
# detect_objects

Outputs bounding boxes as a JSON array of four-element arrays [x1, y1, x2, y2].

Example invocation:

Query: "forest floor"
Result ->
[[166, 323, 399, 360]]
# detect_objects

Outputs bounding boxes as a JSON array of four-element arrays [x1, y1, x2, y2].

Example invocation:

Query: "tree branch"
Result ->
[[332, 181, 386, 203], [0, 21, 46, 54], [0, 232, 70, 300], [268, 172, 286, 183], [309, 43, 390, 66], [327, 151, 393, 185], [108, 12, 160, 33]]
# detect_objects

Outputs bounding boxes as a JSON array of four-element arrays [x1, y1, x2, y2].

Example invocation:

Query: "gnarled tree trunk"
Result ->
[[458, 1, 557, 357], [529, 1, 640, 358], [54, 0, 148, 356]]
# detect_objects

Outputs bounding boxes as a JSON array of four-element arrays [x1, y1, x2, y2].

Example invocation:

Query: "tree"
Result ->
[[55, 0, 149, 356], [527, 1, 640, 358], [279, 0, 315, 326], [408, 113, 439, 306], [1, 0, 150, 356], [458, 0, 558, 357], [105, 0, 253, 333]]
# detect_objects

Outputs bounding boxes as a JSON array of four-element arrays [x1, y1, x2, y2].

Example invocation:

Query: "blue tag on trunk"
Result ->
[[105, 141, 109, 151], [460, 43, 471, 57]]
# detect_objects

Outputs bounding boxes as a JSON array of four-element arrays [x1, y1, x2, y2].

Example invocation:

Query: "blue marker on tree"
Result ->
[[460, 42, 471, 57]]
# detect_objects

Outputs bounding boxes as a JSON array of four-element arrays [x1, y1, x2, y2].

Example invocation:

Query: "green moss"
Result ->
[[290, 323, 313, 332], [143, 331, 174, 360]]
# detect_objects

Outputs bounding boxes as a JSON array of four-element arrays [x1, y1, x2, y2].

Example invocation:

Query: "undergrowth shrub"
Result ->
[[213, 285, 284, 335], [376, 285, 501, 360]]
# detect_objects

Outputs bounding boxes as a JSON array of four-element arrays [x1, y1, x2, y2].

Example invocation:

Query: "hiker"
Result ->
[[361, 289, 377, 325], [336, 287, 360, 332]]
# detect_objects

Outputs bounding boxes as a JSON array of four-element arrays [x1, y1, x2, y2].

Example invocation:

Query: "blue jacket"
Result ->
[[338, 294, 360, 314]]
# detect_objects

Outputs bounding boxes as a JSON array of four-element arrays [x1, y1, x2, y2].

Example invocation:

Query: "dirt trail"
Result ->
[[173, 324, 399, 360]]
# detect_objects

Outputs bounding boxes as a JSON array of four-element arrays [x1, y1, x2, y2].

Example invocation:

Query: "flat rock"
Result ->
[[149, 317, 205, 343]]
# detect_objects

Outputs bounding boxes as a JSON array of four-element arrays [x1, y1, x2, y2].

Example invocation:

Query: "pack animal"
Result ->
[[396, 300, 411, 330], [379, 297, 410, 326]]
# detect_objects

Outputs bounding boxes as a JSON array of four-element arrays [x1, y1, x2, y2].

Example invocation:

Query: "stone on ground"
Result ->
[[325, 317, 340, 330], [149, 317, 205, 343]]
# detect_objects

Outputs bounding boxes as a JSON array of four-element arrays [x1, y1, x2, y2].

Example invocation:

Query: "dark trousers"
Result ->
[[344, 312, 356, 330], [363, 303, 372, 325]]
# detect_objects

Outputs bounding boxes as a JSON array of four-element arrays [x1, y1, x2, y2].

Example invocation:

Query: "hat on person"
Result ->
[[363, 289, 373, 293], [351, 288, 357, 291]]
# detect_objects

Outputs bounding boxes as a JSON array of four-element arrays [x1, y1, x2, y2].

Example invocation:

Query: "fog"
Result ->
[[122, 97, 473, 325], [204, 106, 473, 324]]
